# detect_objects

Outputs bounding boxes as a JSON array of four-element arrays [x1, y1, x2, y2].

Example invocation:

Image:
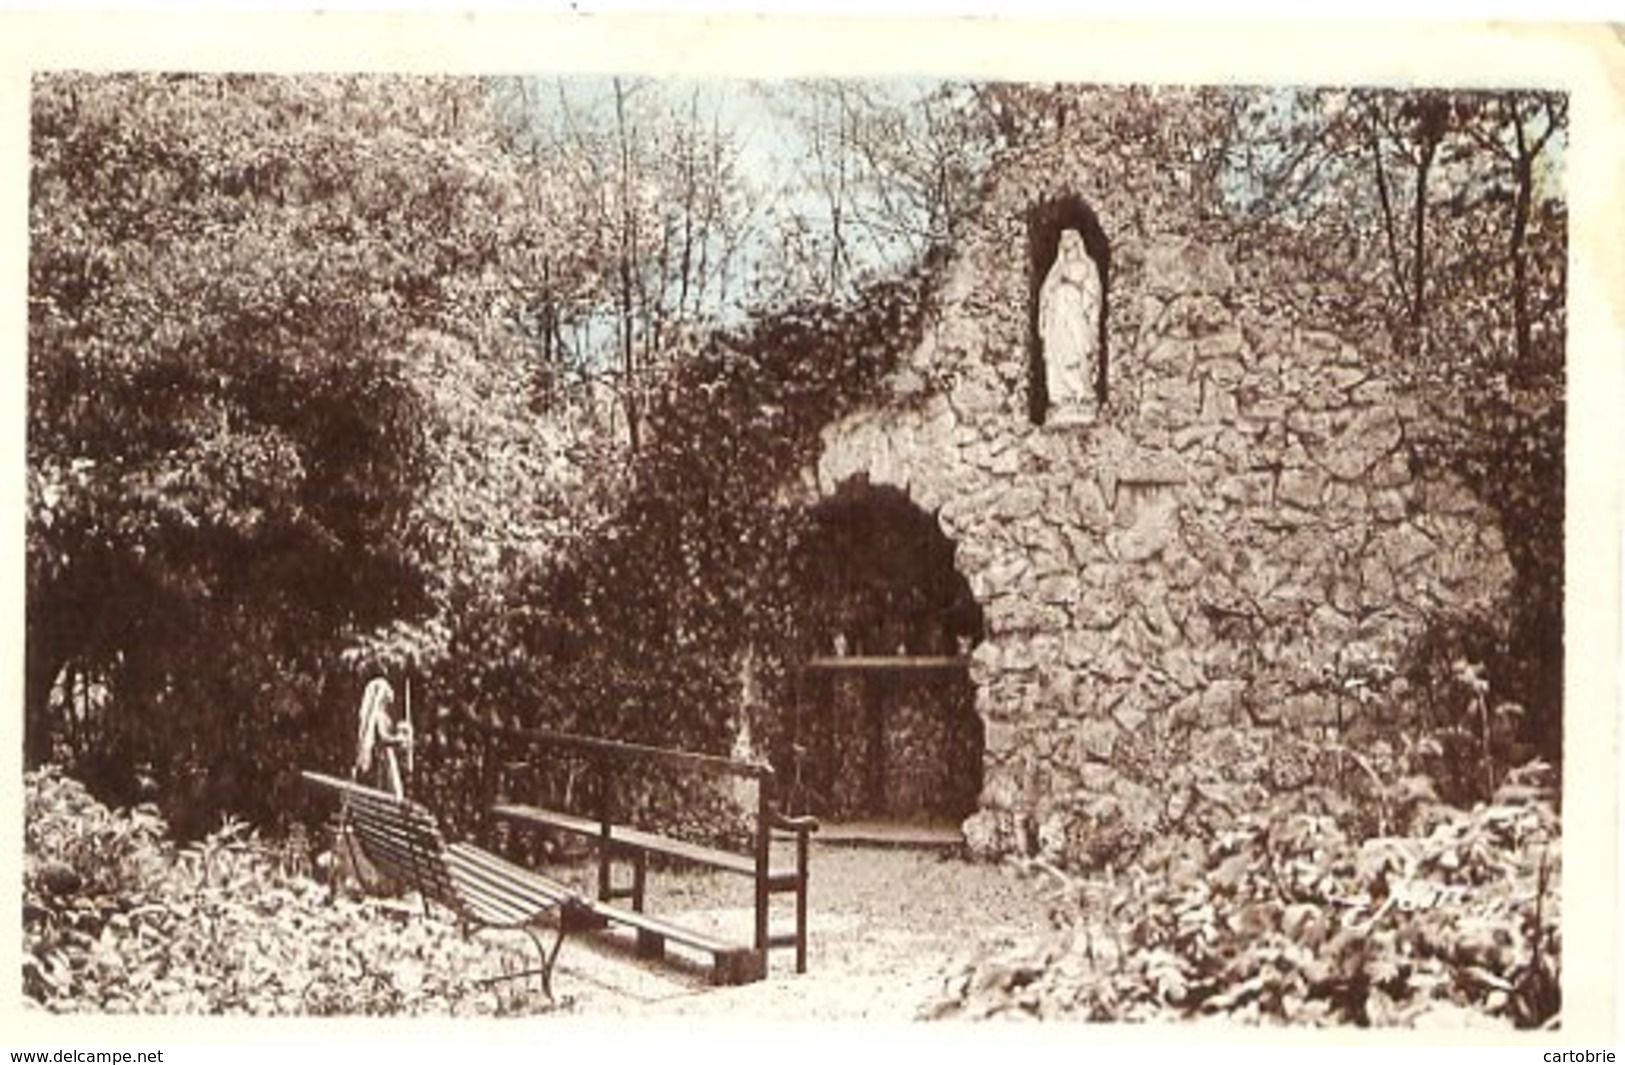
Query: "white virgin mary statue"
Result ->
[[1039, 228, 1102, 423]]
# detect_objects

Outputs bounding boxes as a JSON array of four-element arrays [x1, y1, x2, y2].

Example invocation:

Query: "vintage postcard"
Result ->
[[4, 9, 1620, 1056]]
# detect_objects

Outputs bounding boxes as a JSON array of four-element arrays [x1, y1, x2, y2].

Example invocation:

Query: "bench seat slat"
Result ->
[[446, 842, 581, 904], [606, 828, 756, 876], [444, 844, 584, 922], [455, 887, 534, 927], [587, 899, 737, 956], [492, 803, 600, 838], [442, 856, 540, 922]]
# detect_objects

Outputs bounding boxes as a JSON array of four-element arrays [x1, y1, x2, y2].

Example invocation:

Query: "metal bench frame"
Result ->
[[303, 770, 591, 1001]]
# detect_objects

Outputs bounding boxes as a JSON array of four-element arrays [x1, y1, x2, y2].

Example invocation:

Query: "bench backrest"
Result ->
[[462, 710, 782, 836], [304, 771, 458, 907]]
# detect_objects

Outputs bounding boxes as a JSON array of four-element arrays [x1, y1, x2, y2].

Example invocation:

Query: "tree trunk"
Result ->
[[1409, 137, 1435, 345], [613, 77, 641, 454], [1509, 111, 1535, 372], [1367, 111, 1410, 317], [25, 596, 67, 767]]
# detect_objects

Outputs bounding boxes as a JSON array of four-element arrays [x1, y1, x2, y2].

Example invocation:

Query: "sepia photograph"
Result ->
[[9, 11, 1621, 1049]]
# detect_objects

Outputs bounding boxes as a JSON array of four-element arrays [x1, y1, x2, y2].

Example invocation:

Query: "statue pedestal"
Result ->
[[1047, 407, 1097, 429]]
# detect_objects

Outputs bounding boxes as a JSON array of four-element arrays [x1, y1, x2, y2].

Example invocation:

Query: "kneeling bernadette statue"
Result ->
[[354, 675, 414, 798]]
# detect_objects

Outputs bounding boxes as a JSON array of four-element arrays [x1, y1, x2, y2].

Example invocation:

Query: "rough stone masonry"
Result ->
[[791, 131, 1514, 869]]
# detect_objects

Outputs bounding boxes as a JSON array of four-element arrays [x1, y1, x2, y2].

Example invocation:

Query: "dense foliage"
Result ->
[[27, 74, 609, 833], [926, 761, 1560, 1028], [464, 269, 936, 754], [23, 767, 555, 1016]]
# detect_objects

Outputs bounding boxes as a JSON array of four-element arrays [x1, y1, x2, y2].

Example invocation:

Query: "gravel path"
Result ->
[[545, 845, 1057, 1019]]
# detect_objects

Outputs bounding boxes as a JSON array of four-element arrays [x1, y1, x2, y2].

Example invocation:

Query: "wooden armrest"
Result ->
[[771, 811, 820, 834]]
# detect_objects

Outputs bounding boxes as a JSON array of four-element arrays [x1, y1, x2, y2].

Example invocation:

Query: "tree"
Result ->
[[27, 73, 599, 827], [1220, 87, 1567, 760], [757, 80, 997, 302], [493, 77, 768, 453]]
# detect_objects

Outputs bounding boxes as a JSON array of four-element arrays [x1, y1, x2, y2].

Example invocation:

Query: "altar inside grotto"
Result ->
[[787, 481, 985, 825]]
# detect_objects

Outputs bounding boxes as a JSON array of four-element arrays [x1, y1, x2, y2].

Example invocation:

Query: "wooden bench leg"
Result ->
[[562, 905, 609, 933], [631, 852, 647, 913], [795, 874, 809, 974], [635, 929, 666, 959], [711, 948, 767, 987], [795, 829, 811, 973], [596, 833, 613, 901]]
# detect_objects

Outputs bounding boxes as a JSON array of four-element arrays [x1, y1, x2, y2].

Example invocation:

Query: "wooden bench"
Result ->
[[302, 770, 593, 1001], [464, 714, 818, 986]]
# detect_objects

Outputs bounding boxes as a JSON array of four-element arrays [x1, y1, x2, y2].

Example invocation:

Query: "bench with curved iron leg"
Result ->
[[303, 771, 591, 1002]]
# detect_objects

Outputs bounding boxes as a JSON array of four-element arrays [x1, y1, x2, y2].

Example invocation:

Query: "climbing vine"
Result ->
[[452, 267, 939, 771]]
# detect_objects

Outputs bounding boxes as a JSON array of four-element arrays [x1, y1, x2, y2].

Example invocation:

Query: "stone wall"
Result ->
[[791, 141, 1514, 868]]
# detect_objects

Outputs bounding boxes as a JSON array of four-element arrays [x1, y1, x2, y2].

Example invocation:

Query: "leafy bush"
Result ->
[[1393, 619, 1544, 810], [24, 767, 560, 1016], [926, 761, 1559, 1028]]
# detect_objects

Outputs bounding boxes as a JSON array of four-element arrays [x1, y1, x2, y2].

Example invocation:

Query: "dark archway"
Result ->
[[784, 479, 985, 824], [1027, 194, 1111, 424]]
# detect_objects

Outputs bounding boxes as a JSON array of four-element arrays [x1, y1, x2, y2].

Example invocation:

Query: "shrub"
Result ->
[[925, 760, 1560, 1028], [23, 767, 560, 1016]]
